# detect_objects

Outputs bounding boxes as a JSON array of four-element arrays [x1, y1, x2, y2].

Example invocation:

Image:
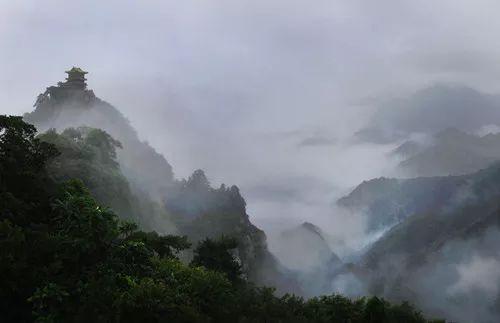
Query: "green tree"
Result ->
[[191, 236, 242, 283], [126, 231, 191, 259], [0, 116, 445, 323]]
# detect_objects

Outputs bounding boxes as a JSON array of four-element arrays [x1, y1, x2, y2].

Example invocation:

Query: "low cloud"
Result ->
[[448, 255, 500, 297], [297, 135, 337, 148]]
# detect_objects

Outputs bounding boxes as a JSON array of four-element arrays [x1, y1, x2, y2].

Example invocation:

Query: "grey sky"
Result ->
[[2, 0, 500, 238]]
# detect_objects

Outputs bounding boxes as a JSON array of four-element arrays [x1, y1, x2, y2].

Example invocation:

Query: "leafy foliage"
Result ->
[[191, 236, 243, 283], [0, 116, 443, 322], [37, 126, 176, 232], [38, 127, 135, 221]]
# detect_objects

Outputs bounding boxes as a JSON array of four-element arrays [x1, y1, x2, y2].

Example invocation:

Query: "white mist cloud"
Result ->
[[406, 229, 500, 322], [2, 0, 500, 260], [449, 256, 500, 297]]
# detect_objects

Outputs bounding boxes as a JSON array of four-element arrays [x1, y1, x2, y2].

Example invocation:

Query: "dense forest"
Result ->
[[0, 115, 444, 322]]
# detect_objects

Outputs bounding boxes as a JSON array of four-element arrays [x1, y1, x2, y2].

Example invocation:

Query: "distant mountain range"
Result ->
[[337, 162, 500, 321], [337, 175, 465, 233], [361, 163, 500, 268], [393, 128, 500, 177], [356, 84, 500, 144]]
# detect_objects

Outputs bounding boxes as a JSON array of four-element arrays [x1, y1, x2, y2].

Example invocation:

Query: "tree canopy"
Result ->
[[0, 115, 444, 322]]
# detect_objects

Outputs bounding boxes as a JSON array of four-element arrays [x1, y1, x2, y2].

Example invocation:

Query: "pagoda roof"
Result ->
[[65, 66, 88, 74]]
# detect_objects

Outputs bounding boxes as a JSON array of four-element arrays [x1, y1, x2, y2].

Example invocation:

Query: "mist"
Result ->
[[3, 1, 500, 321], [3, 1, 500, 235]]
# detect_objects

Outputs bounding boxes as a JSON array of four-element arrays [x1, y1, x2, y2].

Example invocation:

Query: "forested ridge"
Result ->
[[23, 74, 288, 292], [0, 115, 444, 322]]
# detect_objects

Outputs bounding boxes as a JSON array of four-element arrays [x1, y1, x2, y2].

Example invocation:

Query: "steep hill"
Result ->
[[274, 222, 341, 272], [362, 163, 500, 269], [24, 80, 174, 201], [337, 176, 466, 233], [341, 164, 500, 322], [272, 222, 342, 296], [38, 127, 176, 233], [23, 68, 290, 292]]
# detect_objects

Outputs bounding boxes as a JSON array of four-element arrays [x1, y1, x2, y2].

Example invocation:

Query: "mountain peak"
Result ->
[[34, 67, 96, 109]]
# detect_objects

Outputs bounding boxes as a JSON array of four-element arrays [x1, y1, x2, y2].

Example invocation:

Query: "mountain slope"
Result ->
[[38, 127, 177, 233], [274, 222, 341, 272], [273, 222, 342, 296], [23, 68, 291, 292], [337, 175, 466, 233], [395, 128, 500, 177], [362, 163, 500, 269], [344, 164, 500, 322], [25, 86, 174, 201]]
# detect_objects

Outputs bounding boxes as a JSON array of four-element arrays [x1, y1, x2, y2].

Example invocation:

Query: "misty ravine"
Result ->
[[4, 1, 500, 322], [0, 68, 449, 322]]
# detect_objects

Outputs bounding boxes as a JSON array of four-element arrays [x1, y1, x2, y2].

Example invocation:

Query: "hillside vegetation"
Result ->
[[0, 115, 443, 322]]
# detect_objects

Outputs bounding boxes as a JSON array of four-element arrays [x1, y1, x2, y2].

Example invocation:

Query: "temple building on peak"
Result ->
[[34, 66, 96, 108], [61, 67, 88, 90]]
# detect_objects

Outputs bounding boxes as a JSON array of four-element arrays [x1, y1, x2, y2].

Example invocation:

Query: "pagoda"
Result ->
[[33, 67, 96, 107], [61, 67, 88, 90]]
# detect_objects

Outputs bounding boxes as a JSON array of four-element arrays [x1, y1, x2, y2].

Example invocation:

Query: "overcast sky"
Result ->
[[2, 0, 500, 240]]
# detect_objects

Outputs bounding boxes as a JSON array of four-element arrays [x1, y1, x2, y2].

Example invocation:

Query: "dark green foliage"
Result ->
[[0, 116, 59, 223], [0, 116, 443, 322], [166, 171, 276, 287], [38, 127, 136, 221], [127, 231, 191, 259], [165, 170, 246, 221], [37, 126, 176, 232], [191, 236, 242, 283]]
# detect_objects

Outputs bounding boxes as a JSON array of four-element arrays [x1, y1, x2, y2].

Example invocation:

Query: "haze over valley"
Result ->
[[2, 1, 500, 322]]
